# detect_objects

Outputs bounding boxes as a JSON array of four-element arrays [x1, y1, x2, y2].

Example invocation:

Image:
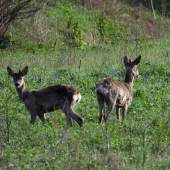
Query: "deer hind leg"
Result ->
[[65, 114, 73, 127], [116, 107, 120, 121], [122, 105, 128, 121], [104, 99, 116, 123], [96, 93, 104, 124], [38, 113, 46, 124], [62, 107, 84, 127]]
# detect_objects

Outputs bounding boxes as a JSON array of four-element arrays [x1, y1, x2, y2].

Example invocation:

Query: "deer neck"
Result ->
[[16, 83, 29, 101], [124, 70, 134, 89]]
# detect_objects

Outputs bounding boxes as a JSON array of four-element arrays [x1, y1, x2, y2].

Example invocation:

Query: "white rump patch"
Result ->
[[73, 94, 82, 103], [96, 86, 109, 95]]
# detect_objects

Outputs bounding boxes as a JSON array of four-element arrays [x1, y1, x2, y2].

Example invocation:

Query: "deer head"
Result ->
[[7, 66, 28, 89], [124, 55, 141, 79]]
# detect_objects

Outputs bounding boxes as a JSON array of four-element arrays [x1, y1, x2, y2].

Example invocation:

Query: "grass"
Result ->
[[1, 38, 170, 169], [6, 0, 170, 51], [1, 0, 170, 169]]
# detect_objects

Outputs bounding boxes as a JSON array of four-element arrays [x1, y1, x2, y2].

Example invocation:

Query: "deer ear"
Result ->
[[124, 56, 129, 66], [21, 66, 28, 77], [132, 55, 141, 66], [7, 66, 15, 77]]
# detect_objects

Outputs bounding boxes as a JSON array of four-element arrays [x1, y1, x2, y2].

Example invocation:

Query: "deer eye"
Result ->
[[133, 66, 137, 71], [13, 77, 16, 81]]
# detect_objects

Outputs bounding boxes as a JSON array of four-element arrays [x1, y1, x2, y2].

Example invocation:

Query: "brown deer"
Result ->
[[96, 55, 141, 124], [7, 66, 84, 127]]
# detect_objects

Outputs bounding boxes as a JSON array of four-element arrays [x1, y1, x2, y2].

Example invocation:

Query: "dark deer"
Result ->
[[7, 66, 84, 127], [96, 55, 141, 124]]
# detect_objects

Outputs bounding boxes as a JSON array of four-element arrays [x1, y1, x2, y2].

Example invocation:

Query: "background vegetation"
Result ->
[[1, 0, 170, 169]]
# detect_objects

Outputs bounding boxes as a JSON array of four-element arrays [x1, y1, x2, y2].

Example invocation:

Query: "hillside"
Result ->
[[1, 0, 170, 50]]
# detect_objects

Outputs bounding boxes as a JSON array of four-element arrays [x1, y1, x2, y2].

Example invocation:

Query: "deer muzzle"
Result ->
[[15, 82, 20, 87]]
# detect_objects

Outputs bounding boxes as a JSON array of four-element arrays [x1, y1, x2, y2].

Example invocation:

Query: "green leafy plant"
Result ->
[[63, 16, 85, 48]]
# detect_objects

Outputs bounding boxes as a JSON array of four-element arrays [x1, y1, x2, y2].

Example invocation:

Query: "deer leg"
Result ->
[[63, 107, 84, 127], [96, 93, 104, 124], [122, 105, 128, 121], [65, 114, 73, 127], [116, 107, 120, 121], [38, 113, 46, 124], [30, 112, 37, 124], [99, 103, 104, 124], [104, 101, 115, 123], [62, 105, 73, 127], [70, 109, 84, 127]]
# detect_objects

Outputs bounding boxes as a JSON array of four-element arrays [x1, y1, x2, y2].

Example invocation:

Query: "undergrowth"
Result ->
[[1, 0, 170, 169], [1, 36, 170, 169], [3, 0, 170, 51]]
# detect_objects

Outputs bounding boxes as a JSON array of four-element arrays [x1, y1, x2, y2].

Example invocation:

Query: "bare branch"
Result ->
[[0, 0, 46, 38]]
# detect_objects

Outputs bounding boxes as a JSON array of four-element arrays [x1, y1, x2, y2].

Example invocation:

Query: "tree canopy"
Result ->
[[121, 0, 170, 16]]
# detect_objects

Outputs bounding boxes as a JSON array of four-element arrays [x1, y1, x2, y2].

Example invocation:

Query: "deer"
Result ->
[[96, 55, 141, 124], [7, 66, 84, 127]]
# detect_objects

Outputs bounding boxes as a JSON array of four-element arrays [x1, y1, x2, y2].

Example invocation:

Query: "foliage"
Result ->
[[2, 0, 169, 51], [63, 16, 85, 47], [0, 0, 46, 41], [1, 36, 170, 169], [121, 0, 170, 15], [1, 0, 170, 169]]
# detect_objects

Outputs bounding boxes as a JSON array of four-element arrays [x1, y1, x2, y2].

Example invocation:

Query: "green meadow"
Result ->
[[1, 1, 170, 169]]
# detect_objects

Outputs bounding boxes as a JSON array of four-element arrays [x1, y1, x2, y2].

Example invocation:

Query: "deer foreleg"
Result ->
[[30, 112, 37, 124], [122, 105, 127, 121]]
